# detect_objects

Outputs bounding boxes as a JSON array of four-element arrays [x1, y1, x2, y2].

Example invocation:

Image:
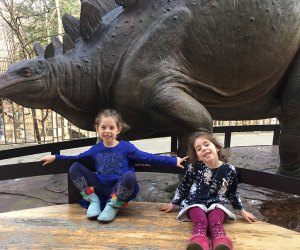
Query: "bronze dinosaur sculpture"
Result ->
[[0, 0, 299, 177]]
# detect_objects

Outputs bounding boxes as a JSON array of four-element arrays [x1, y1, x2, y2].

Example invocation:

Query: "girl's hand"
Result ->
[[240, 209, 258, 223], [176, 156, 188, 169], [160, 202, 177, 213], [40, 155, 56, 166]]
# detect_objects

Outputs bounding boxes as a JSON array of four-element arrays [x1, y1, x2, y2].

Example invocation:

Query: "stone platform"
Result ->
[[1, 202, 300, 250]]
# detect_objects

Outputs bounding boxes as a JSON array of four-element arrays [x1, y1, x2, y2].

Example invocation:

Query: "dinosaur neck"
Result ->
[[47, 55, 102, 128]]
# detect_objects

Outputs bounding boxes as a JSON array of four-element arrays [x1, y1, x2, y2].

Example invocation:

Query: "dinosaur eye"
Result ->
[[21, 68, 32, 77]]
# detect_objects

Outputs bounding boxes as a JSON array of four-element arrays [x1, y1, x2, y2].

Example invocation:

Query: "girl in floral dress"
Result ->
[[161, 132, 257, 250]]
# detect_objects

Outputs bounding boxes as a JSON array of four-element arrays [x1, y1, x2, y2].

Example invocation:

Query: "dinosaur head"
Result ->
[[0, 57, 52, 108], [0, 1, 123, 130]]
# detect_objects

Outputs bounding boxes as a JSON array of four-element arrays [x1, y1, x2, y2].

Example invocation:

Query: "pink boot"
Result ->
[[186, 235, 210, 250], [212, 236, 233, 250]]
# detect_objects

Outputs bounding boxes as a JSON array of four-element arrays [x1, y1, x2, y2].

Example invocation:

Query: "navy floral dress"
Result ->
[[172, 161, 244, 221]]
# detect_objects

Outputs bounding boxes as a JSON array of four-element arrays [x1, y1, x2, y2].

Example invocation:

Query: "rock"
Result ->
[[0, 175, 68, 212]]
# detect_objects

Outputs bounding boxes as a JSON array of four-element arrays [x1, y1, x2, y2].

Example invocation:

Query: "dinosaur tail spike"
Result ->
[[33, 43, 45, 58], [63, 33, 75, 53], [62, 14, 81, 43]]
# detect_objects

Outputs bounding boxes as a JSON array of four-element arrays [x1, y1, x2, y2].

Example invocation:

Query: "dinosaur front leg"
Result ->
[[279, 50, 300, 178], [148, 86, 213, 157]]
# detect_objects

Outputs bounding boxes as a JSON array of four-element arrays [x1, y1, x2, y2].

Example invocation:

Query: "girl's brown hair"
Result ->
[[95, 109, 130, 133], [188, 132, 227, 168]]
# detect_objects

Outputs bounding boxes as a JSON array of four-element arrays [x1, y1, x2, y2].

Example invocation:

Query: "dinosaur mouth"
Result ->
[[0, 73, 45, 97]]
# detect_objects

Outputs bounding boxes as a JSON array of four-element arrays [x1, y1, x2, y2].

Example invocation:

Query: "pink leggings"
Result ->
[[188, 207, 226, 239]]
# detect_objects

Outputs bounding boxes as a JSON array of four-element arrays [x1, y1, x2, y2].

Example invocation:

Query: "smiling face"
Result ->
[[194, 137, 220, 167], [96, 116, 121, 147]]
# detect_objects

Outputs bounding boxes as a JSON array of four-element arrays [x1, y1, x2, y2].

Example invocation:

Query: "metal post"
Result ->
[[224, 131, 231, 148], [171, 136, 177, 153]]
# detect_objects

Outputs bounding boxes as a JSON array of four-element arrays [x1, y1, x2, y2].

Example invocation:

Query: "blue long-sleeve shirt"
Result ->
[[56, 140, 177, 186]]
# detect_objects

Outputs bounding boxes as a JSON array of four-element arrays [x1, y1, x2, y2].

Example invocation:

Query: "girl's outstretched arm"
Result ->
[[40, 155, 56, 166], [240, 209, 258, 223]]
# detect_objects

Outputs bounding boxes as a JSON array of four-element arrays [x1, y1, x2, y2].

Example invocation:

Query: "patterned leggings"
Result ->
[[69, 162, 139, 202], [188, 207, 226, 239]]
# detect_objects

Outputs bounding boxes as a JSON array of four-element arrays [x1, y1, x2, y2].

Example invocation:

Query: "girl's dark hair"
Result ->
[[188, 131, 228, 168], [95, 109, 130, 133]]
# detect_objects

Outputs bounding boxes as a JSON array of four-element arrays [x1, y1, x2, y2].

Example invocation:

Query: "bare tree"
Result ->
[[0, 0, 80, 143]]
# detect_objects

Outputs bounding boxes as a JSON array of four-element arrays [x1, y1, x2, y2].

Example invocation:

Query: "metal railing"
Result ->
[[0, 98, 279, 145]]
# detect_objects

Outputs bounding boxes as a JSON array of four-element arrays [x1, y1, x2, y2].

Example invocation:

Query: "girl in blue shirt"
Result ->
[[41, 109, 186, 223], [161, 132, 257, 250]]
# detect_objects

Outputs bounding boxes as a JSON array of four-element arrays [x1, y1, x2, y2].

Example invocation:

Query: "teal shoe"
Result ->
[[85, 193, 101, 218], [97, 202, 119, 222]]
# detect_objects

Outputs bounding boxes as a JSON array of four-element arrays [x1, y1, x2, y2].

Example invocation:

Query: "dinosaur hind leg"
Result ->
[[148, 86, 213, 157], [278, 50, 300, 178]]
